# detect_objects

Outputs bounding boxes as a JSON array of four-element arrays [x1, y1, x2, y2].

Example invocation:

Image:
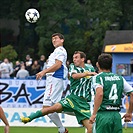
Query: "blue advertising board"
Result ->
[[0, 79, 133, 127]]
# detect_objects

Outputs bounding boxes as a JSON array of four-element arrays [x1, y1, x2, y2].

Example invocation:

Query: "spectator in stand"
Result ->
[[0, 58, 13, 78], [87, 59, 92, 66], [30, 60, 41, 76], [20, 61, 25, 67], [66, 60, 70, 68], [13, 61, 21, 77], [16, 65, 29, 79], [0, 61, 2, 78], [95, 62, 99, 73], [25, 54, 32, 73], [38, 55, 46, 70], [42, 58, 48, 70]]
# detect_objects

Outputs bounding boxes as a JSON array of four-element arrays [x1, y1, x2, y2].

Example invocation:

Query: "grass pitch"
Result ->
[[0, 126, 132, 133]]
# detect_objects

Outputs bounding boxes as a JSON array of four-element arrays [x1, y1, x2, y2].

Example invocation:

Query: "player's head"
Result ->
[[52, 33, 64, 40], [73, 51, 86, 67], [97, 53, 112, 70], [52, 33, 64, 47]]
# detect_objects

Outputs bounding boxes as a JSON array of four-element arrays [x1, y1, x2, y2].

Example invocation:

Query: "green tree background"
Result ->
[[0, 0, 133, 65]]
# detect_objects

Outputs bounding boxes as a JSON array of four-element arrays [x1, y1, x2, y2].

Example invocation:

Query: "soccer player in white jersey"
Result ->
[[21, 51, 97, 133], [31, 33, 68, 133]]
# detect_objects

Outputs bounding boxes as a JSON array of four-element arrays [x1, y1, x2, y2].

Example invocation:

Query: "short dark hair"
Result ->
[[98, 53, 112, 70], [74, 51, 86, 60], [52, 33, 65, 40]]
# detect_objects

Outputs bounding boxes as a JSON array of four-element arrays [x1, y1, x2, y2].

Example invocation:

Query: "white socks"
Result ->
[[48, 112, 65, 133]]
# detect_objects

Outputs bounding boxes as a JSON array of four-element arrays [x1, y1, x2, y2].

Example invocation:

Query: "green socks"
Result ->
[[29, 110, 43, 121]]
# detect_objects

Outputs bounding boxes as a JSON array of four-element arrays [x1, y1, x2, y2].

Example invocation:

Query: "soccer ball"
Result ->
[[25, 8, 40, 23]]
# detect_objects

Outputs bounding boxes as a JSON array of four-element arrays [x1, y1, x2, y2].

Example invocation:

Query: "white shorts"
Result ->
[[63, 79, 70, 91], [43, 75, 64, 106]]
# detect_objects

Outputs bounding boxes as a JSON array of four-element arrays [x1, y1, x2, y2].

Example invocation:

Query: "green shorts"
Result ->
[[59, 94, 91, 124], [94, 111, 122, 133]]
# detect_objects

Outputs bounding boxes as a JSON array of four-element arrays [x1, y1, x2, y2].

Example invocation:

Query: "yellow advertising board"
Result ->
[[104, 43, 133, 53]]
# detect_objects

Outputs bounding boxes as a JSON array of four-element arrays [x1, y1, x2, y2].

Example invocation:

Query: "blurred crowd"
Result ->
[[0, 54, 48, 79], [0, 54, 97, 79]]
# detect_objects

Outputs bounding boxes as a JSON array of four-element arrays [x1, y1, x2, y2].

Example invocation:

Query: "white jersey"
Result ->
[[43, 46, 67, 105], [46, 46, 67, 79], [122, 77, 133, 94]]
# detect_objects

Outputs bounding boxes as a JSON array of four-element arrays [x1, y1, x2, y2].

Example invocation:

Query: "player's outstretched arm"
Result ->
[[122, 92, 133, 122], [36, 59, 62, 80], [0, 107, 9, 133], [90, 87, 103, 124], [72, 71, 97, 79]]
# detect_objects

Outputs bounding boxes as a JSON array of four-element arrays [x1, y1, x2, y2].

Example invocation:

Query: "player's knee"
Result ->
[[53, 103, 62, 113], [85, 124, 92, 133]]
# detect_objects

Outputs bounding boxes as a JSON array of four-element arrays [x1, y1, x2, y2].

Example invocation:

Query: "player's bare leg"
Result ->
[[43, 105, 67, 133], [21, 103, 62, 123], [20, 103, 68, 133], [82, 119, 92, 133]]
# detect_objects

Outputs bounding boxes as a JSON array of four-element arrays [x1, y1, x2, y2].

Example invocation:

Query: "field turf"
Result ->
[[0, 126, 132, 133]]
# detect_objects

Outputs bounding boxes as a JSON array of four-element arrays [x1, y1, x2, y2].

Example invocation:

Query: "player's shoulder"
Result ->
[[55, 46, 67, 54], [56, 46, 66, 51], [69, 63, 74, 67], [85, 63, 95, 70], [110, 73, 123, 80], [92, 72, 106, 81], [93, 72, 102, 78], [85, 63, 93, 67], [69, 63, 78, 69]]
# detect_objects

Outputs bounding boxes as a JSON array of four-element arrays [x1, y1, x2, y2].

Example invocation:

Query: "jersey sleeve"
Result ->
[[90, 65, 95, 72], [85, 64, 95, 72], [69, 63, 77, 76], [54, 47, 66, 63], [92, 75, 103, 91], [122, 77, 133, 95]]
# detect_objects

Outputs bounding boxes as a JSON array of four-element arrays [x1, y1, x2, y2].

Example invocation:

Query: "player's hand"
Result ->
[[87, 72, 97, 76], [89, 114, 96, 124], [122, 113, 132, 122], [91, 72, 97, 76], [4, 125, 9, 133], [36, 71, 45, 80]]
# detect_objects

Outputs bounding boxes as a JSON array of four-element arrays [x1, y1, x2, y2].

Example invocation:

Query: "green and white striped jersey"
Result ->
[[69, 63, 95, 102], [92, 72, 133, 111]]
